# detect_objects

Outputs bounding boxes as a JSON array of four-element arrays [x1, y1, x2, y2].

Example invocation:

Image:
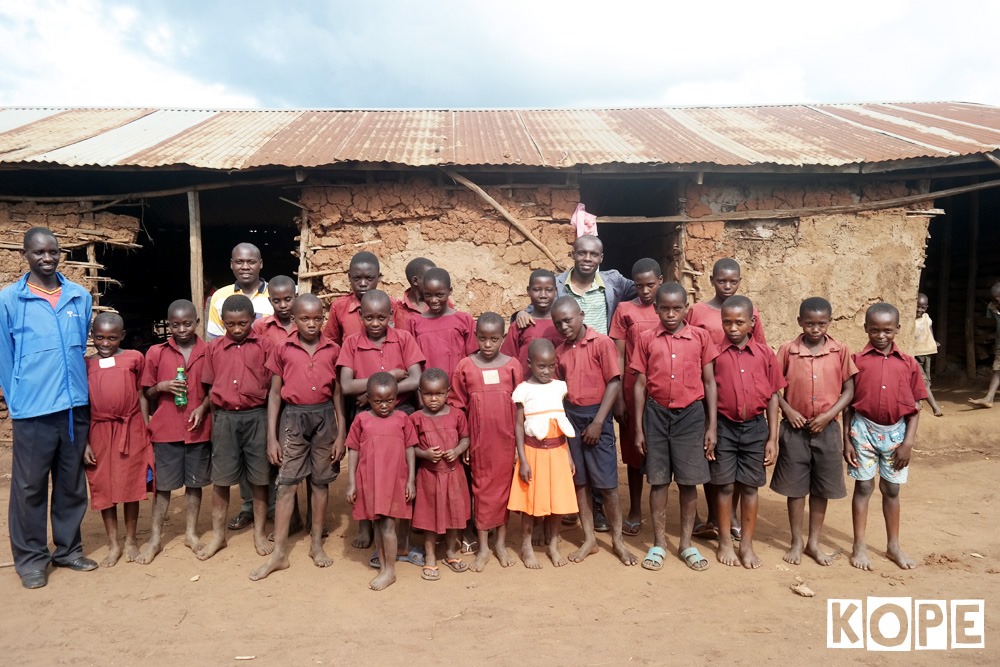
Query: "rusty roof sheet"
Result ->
[[1, 102, 999, 171]]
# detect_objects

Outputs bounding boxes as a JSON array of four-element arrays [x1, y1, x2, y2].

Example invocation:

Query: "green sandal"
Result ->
[[642, 546, 667, 571]]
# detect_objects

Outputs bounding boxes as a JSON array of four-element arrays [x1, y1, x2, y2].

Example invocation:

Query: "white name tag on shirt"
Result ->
[[481, 369, 500, 385], [98, 356, 116, 369]]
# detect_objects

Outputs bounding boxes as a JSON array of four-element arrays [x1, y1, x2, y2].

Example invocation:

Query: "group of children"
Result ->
[[80, 247, 932, 591]]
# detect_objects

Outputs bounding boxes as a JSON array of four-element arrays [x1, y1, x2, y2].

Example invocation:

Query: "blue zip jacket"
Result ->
[[0, 272, 92, 420]]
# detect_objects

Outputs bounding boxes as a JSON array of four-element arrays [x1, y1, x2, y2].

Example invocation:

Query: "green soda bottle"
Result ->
[[174, 367, 188, 407]]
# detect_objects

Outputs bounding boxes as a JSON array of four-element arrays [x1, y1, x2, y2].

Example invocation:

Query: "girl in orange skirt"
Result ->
[[508, 338, 578, 569]]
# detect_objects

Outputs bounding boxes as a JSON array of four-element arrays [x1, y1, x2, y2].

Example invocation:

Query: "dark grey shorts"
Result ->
[[643, 400, 710, 487], [153, 441, 212, 491], [211, 408, 269, 487], [770, 421, 847, 499], [278, 402, 340, 486], [710, 415, 768, 488], [565, 402, 618, 490]]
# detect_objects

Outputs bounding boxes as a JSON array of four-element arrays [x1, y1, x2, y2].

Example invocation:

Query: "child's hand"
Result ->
[[267, 437, 282, 466], [346, 483, 356, 505], [162, 378, 186, 397], [514, 310, 535, 330], [704, 426, 717, 461], [892, 442, 913, 470], [442, 448, 458, 463], [764, 438, 778, 466], [519, 459, 532, 484], [462, 450, 470, 465], [634, 430, 646, 456], [84, 444, 96, 466], [613, 395, 626, 422], [809, 412, 833, 434], [356, 394, 370, 407], [390, 368, 407, 381], [425, 446, 443, 462], [843, 440, 859, 468], [187, 405, 207, 431], [582, 421, 602, 446], [784, 407, 807, 430], [405, 480, 416, 501], [331, 437, 346, 463]]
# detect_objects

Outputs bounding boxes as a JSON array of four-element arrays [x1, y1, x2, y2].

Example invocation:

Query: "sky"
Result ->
[[0, 0, 998, 109]]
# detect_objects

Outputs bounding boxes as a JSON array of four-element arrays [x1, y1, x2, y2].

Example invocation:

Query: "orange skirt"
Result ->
[[507, 441, 578, 518]]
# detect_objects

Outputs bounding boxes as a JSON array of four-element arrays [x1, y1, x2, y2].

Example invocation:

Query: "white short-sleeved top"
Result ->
[[511, 379, 576, 439]]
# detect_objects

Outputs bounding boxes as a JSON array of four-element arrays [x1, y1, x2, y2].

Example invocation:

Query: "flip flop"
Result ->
[[692, 522, 719, 539], [444, 557, 468, 573], [680, 546, 709, 571], [641, 546, 667, 571], [368, 550, 380, 569], [421, 565, 440, 581], [622, 519, 641, 536], [731, 527, 742, 542], [460, 540, 478, 554], [396, 546, 426, 566]]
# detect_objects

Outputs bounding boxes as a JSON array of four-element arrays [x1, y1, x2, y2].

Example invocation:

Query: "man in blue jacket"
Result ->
[[0, 227, 97, 588]]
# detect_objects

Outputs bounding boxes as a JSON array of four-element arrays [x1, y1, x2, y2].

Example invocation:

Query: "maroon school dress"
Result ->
[[85, 350, 154, 511], [346, 410, 418, 521], [501, 318, 563, 377], [450, 355, 523, 530], [410, 409, 472, 534], [609, 300, 660, 469], [406, 311, 477, 376]]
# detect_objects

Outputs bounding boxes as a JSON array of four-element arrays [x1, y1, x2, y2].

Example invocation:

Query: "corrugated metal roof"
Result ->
[[1, 102, 999, 171]]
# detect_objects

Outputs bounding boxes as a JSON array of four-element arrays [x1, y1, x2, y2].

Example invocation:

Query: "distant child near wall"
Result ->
[[345, 373, 418, 591], [911, 293, 943, 417], [501, 269, 562, 377], [845, 302, 927, 571], [136, 300, 212, 565], [771, 297, 856, 566], [609, 258, 663, 535], [407, 268, 477, 378], [251, 294, 346, 581], [338, 290, 425, 551], [509, 339, 578, 569], [252, 274, 297, 345], [712, 296, 784, 569], [323, 252, 383, 345], [84, 312, 154, 567], [969, 283, 1000, 408], [411, 368, 472, 581], [451, 312, 524, 572]]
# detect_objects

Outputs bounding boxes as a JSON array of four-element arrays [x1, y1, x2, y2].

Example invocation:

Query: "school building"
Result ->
[[2, 102, 1000, 434]]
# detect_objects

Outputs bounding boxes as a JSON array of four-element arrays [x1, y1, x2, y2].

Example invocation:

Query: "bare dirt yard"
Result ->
[[1, 380, 997, 665]]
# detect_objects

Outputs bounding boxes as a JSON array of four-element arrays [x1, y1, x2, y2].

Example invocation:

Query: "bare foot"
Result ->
[[850, 544, 873, 571], [717, 543, 740, 567], [739, 543, 763, 569], [135, 541, 162, 565], [254, 533, 275, 556], [494, 543, 517, 568], [310, 543, 333, 568], [471, 547, 491, 573], [548, 543, 567, 567], [196, 535, 227, 561], [568, 540, 599, 563], [352, 524, 373, 549], [521, 545, 542, 569], [369, 570, 396, 591], [184, 532, 204, 554], [804, 543, 834, 566], [886, 544, 917, 570], [531, 524, 545, 547], [124, 541, 140, 563], [932, 408, 944, 417], [249, 554, 289, 581], [100, 543, 122, 568], [968, 398, 993, 408], [784, 541, 803, 565], [613, 543, 638, 566]]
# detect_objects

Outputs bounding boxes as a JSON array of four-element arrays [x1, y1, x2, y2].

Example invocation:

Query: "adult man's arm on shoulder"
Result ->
[[0, 290, 14, 397]]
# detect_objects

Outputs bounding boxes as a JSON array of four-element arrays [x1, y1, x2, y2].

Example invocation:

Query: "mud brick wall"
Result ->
[[300, 180, 578, 316], [683, 180, 930, 352]]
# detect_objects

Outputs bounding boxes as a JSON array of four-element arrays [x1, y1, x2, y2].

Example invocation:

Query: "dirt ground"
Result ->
[[1, 380, 997, 665]]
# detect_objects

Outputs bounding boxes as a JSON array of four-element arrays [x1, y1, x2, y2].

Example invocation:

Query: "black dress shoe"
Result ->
[[20, 570, 48, 589], [54, 556, 98, 572]]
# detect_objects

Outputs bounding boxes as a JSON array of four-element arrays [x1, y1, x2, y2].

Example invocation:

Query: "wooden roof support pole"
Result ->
[[934, 211, 952, 375], [188, 190, 205, 338], [965, 191, 980, 380], [297, 213, 313, 294], [440, 168, 566, 272]]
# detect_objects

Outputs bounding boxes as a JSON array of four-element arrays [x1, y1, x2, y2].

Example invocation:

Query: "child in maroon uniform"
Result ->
[[407, 267, 477, 378], [394, 257, 436, 332], [551, 296, 637, 567], [772, 297, 856, 566], [609, 258, 663, 535], [338, 289, 424, 551], [451, 312, 523, 572], [346, 373, 418, 591], [137, 300, 211, 565], [322, 251, 383, 345], [632, 283, 718, 573], [501, 269, 562, 377], [83, 313, 154, 567], [845, 302, 926, 572], [411, 368, 471, 581], [251, 274, 297, 345], [198, 295, 275, 561], [251, 295, 346, 581], [711, 295, 784, 569]]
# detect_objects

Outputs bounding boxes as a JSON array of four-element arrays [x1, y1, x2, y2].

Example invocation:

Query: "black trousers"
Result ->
[[8, 407, 90, 575]]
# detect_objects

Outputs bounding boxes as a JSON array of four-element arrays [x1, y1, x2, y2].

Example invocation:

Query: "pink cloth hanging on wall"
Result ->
[[571, 203, 598, 237]]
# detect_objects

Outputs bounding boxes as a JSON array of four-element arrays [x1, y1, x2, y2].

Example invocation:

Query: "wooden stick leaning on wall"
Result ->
[[440, 168, 566, 272], [188, 190, 205, 339]]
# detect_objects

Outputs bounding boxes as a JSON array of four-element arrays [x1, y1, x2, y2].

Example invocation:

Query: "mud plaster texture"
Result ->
[[300, 180, 578, 316], [0, 202, 140, 439], [683, 180, 930, 352]]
